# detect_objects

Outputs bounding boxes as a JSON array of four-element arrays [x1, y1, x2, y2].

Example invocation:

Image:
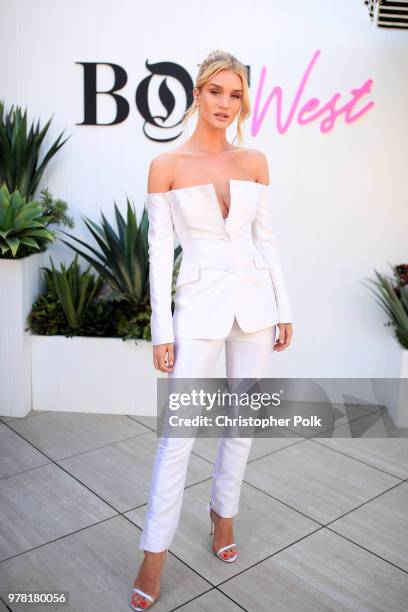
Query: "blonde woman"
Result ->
[[130, 49, 293, 611]]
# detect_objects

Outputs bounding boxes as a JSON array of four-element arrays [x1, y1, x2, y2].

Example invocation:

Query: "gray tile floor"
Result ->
[[0, 406, 407, 611]]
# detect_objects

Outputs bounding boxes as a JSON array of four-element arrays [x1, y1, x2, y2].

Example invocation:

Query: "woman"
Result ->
[[130, 49, 293, 611]]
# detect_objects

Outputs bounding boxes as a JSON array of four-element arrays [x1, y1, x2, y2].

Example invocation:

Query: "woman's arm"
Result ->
[[146, 155, 176, 347], [252, 151, 293, 325]]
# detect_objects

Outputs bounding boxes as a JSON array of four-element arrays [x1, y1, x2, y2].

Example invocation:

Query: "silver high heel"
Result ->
[[207, 501, 238, 563]]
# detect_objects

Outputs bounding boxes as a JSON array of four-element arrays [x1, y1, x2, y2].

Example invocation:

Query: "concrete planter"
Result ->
[[0, 251, 49, 417], [373, 348, 408, 428], [30, 334, 167, 416], [30, 332, 227, 417], [393, 348, 408, 427]]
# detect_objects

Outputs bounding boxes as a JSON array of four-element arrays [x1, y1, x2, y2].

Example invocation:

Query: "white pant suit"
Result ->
[[139, 316, 276, 552], [140, 175, 293, 553]]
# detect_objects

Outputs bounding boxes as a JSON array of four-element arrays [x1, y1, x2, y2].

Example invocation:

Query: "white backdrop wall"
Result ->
[[1, 0, 407, 378]]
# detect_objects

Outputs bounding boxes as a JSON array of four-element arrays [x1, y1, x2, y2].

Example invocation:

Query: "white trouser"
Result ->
[[139, 315, 276, 552]]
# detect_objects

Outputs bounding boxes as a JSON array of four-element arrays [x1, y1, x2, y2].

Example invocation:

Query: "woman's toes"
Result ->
[[131, 593, 141, 606], [131, 594, 149, 609]]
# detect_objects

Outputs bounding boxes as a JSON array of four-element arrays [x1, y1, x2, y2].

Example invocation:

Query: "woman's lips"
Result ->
[[214, 113, 229, 121]]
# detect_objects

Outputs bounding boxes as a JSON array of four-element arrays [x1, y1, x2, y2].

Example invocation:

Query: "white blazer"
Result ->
[[146, 178, 293, 346]]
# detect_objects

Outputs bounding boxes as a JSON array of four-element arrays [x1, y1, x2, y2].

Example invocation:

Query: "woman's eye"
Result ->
[[211, 91, 241, 99]]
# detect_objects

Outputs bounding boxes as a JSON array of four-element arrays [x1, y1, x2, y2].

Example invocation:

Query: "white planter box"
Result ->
[[393, 348, 408, 427], [30, 333, 227, 417], [402, 349, 408, 378], [30, 335, 164, 416], [373, 348, 408, 428], [0, 251, 50, 417]]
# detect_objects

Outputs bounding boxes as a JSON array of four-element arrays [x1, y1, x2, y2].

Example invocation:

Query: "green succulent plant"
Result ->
[[0, 99, 70, 199], [42, 254, 104, 332], [59, 198, 182, 311], [363, 263, 408, 350], [80, 299, 118, 337], [28, 259, 118, 338], [114, 296, 152, 341], [26, 292, 69, 336], [0, 183, 55, 257]]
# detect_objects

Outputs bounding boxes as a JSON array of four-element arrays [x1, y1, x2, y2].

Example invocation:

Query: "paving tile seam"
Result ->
[[243, 431, 404, 484], [0, 460, 52, 481], [107, 474, 229, 517], [189, 449, 222, 466], [3, 476, 400, 566], [0, 514, 119, 564], [123, 512, 323, 593], [128, 415, 158, 433], [54, 429, 155, 462], [309, 436, 408, 480], [322, 480, 408, 528], [241, 479, 326, 526], [3, 419, 154, 464], [324, 525, 408, 576], [189, 435, 306, 467], [1, 457, 123, 529], [0, 409, 378, 470], [3, 513, 407, 609], [243, 476, 407, 533], [0, 594, 13, 611], [0, 514, 218, 610], [169, 586, 248, 612], [245, 436, 310, 464], [210, 525, 326, 590], [125, 526, 222, 591], [0, 420, 55, 463], [213, 528, 408, 612]]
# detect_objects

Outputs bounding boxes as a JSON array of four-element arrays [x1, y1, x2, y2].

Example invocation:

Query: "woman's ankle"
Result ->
[[211, 508, 232, 523], [144, 549, 167, 560], [134, 554, 165, 585]]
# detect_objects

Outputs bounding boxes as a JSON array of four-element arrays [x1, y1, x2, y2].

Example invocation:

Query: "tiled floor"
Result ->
[[0, 406, 407, 611]]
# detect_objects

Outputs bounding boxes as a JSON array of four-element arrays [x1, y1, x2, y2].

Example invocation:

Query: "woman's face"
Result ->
[[194, 69, 243, 129]]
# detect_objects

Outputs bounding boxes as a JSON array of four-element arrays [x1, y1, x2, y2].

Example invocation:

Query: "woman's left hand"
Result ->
[[274, 323, 293, 351]]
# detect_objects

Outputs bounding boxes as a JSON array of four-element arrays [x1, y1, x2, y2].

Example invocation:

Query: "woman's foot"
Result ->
[[131, 550, 167, 610], [209, 507, 237, 561]]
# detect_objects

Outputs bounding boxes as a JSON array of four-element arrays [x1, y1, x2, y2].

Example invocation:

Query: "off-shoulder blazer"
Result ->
[[146, 178, 293, 346]]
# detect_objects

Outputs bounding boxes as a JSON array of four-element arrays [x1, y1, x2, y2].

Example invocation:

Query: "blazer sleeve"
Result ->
[[252, 185, 293, 323], [146, 192, 175, 345]]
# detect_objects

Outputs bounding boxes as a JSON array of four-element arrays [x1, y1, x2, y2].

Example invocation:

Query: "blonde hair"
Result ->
[[181, 49, 250, 145]]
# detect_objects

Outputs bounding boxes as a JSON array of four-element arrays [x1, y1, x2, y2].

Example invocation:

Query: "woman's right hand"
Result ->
[[153, 343, 175, 372]]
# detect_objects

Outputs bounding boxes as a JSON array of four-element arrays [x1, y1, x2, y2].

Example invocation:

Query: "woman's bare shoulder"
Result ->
[[232, 146, 269, 184], [250, 149, 270, 184], [147, 152, 178, 194]]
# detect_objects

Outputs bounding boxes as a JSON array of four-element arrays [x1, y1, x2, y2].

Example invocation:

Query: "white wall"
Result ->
[[1, 0, 407, 377]]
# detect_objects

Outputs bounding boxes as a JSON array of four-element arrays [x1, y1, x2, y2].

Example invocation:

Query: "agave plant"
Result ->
[[0, 99, 70, 199], [0, 183, 55, 257], [363, 263, 408, 350], [59, 198, 182, 310], [42, 254, 104, 331]]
